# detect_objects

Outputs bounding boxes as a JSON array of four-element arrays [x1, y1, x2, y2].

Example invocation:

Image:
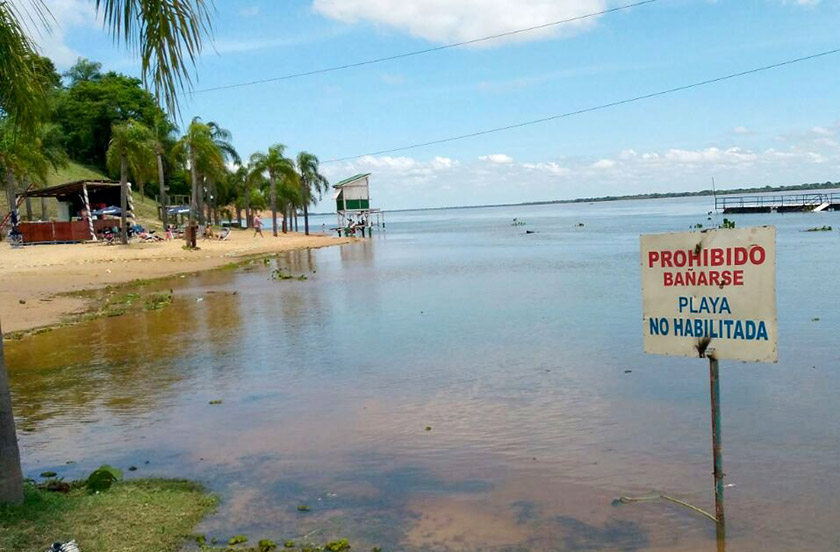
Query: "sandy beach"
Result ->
[[0, 230, 354, 335]]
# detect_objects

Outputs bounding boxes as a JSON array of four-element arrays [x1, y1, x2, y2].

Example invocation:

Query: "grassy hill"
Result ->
[[2, 161, 163, 229]]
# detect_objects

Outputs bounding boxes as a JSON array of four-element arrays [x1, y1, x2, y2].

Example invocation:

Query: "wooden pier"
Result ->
[[715, 192, 840, 214]]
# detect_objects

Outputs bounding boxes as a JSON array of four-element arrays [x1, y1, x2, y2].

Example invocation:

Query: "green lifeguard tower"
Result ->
[[333, 173, 383, 232]]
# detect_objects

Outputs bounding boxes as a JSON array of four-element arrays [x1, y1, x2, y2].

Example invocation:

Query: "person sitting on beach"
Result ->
[[253, 214, 264, 237], [203, 222, 214, 240]]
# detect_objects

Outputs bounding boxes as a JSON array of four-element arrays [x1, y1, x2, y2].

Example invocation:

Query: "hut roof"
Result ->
[[21, 180, 121, 198], [332, 173, 370, 189]]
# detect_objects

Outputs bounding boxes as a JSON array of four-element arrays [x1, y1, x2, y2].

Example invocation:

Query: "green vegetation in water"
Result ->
[[805, 225, 832, 232], [195, 538, 362, 552], [296, 505, 311, 512], [209, 400, 223, 405], [39, 471, 57, 478], [324, 539, 351, 552], [0, 479, 217, 552], [720, 218, 736, 229], [86, 465, 123, 493], [272, 269, 308, 281], [144, 291, 174, 311]]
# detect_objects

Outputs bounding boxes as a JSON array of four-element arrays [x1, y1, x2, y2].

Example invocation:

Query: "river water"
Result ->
[[7, 196, 840, 551]]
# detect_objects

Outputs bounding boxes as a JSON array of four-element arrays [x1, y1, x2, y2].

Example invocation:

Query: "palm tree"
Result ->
[[227, 164, 249, 227], [204, 122, 239, 225], [0, 121, 71, 507], [0, 0, 212, 507], [250, 144, 297, 236], [0, 320, 21, 506], [151, 115, 176, 226], [296, 152, 329, 235], [106, 120, 155, 244], [245, 155, 270, 228], [172, 118, 221, 228], [1, 120, 65, 228], [62, 57, 102, 84]]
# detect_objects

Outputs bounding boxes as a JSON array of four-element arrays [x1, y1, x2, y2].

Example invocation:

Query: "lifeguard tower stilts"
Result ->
[[333, 173, 384, 235]]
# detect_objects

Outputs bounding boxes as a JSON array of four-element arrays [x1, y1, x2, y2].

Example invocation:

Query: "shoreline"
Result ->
[[0, 230, 355, 338]]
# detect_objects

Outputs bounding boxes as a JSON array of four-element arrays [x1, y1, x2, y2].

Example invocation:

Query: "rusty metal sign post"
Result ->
[[709, 356, 724, 542], [639, 226, 778, 545]]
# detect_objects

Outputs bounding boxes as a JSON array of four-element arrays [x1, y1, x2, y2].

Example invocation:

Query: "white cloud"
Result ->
[[317, 120, 840, 210], [354, 155, 418, 170], [591, 159, 615, 169], [312, 0, 608, 45], [811, 126, 834, 136], [522, 162, 570, 176], [733, 126, 752, 135], [479, 153, 513, 164], [431, 156, 457, 169], [663, 147, 758, 164], [30, 0, 98, 68]]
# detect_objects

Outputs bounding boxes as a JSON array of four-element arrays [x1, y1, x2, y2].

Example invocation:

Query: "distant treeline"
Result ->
[[383, 181, 840, 213], [556, 181, 840, 205]]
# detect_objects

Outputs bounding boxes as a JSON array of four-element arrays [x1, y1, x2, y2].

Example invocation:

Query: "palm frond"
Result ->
[[95, 0, 213, 116], [0, 2, 49, 129]]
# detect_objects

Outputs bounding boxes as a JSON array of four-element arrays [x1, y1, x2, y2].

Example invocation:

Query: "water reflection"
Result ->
[[7, 200, 840, 551]]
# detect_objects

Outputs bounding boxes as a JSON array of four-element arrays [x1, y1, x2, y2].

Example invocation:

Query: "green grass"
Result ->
[[0, 479, 218, 552], [45, 162, 110, 187]]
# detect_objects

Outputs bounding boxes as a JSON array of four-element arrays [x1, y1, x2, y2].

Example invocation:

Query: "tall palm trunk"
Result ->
[[40, 197, 47, 220], [205, 179, 212, 225], [303, 201, 310, 235], [0, 320, 24, 505], [210, 179, 219, 224], [189, 150, 198, 227], [244, 182, 251, 229], [157, 151, 167, 226], [197, 176, 205, 225], [4, 169, 16, 225], [4, 169, 19, 235], [120, 153, 129, 245], [270, 173, 278, 237], [23, 178, 31, 220]]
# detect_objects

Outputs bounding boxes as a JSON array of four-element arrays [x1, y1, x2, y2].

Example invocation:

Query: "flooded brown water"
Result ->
[[7, 199, 840, 551]]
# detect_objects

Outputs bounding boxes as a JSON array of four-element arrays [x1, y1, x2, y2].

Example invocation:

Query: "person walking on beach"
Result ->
[[253, 213, 264, 237]]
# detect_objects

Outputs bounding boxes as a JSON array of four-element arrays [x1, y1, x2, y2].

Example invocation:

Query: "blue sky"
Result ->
[[38, 0, 840, 210]]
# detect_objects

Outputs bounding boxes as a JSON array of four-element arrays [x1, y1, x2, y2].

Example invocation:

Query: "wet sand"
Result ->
[[0, 230, 354, 334]]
